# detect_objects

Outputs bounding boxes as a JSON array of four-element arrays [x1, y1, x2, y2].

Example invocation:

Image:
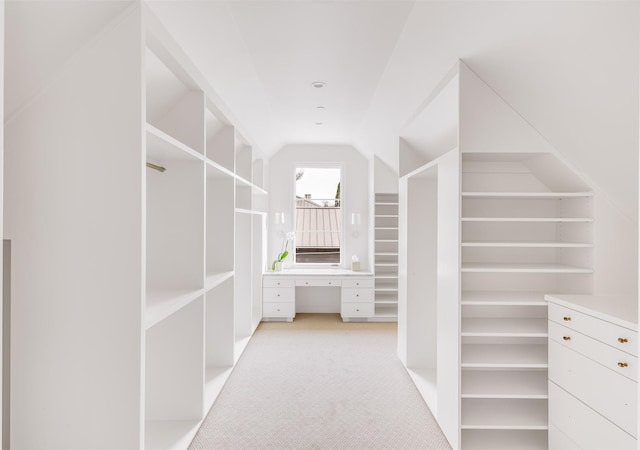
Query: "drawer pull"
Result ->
[[563, 336, 571, 341], [563, 316, 572, 321], [277, 282, 280, 286], [356, 282, 360, 286], [328, 282, 332, 285], [618, 362, 628, 368], [277, 294, 280, 297], [618, 337, 629, 343], [356, 294, 360, 297], [305, 282, 309, 285]]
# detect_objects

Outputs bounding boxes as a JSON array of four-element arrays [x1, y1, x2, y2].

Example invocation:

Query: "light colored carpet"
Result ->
[[190, 313, 451, 449]]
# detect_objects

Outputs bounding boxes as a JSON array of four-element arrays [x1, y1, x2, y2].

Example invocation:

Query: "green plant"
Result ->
[[272, 234, 292, 270]]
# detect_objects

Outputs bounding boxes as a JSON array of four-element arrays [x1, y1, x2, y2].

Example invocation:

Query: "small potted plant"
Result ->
[[272, 232, 294, 271]]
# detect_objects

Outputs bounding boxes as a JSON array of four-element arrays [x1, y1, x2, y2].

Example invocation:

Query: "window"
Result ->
[[294, 166, 342, 264]]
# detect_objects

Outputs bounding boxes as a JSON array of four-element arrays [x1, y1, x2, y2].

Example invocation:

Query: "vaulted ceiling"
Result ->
[[5, 0, 639, 218]]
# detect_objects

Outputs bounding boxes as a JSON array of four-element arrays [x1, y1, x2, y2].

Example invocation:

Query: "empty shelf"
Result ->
[[462, 370, 548, 399], [146, 288, 203, 329], [462, 241, 592, 248], [461, 344, 548, 368], [462, 291, 547, 306], [461, 263, 593, 274], [462, 192, 592, 199], [462, 399, 548, 430], [461, 318, 547, 337]]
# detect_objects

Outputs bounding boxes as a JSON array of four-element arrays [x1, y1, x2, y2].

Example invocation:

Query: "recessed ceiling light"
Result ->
[[316, 106, 325, 110], [311, 81, 326, 89], [315, 122, 324, 126]]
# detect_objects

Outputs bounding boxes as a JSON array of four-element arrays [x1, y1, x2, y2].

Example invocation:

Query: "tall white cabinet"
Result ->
[[398, 62, 597, 449], [4, 5, 266, 449]]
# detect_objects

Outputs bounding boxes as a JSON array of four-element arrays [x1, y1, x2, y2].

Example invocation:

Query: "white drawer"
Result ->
[[549, 321, 637, 381], [549, 381, 637, 450], [341, 288, 374, 303], [341, 302, 374, 318], [263, 287, 294, 303], [549, 339, 637, 436], [263, 278, 295, 288], [548, 303, 637, 356], [263, 302, 295, 318], [342, 278, 374, 288], [549, 422, 580, 450], [295, 279, 341, 287]]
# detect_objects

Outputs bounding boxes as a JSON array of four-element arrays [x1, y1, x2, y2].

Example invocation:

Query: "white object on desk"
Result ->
[[545, 294, 638, 450], [263, 269, 374, 321]]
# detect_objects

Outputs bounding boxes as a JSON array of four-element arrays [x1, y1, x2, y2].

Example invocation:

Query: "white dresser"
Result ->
[[263, 269, 374, 322], [545, 295, 638, 449]]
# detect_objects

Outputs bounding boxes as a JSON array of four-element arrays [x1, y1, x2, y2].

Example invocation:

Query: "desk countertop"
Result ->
[[264, 268, 373, 277]]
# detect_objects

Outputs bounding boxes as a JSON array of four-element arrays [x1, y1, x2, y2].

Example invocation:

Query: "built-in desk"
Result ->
[[262, 269, 374, 322]]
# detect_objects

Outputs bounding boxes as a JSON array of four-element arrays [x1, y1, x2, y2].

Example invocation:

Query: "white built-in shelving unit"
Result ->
[[4, 5, 267, 449], [459, 154, 593, 449], [398, 62, 596, 450], [144, 24, 268, 450], [374, 193, 399, 319]]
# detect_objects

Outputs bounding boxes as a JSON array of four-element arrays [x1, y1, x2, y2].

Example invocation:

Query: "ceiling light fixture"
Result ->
[[311, 81, 326, 89], [315, 122, 324, 126], [316, 106, 325, 110]]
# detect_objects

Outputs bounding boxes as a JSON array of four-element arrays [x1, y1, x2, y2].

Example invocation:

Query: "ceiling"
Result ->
[[4, 0, 639, 219]]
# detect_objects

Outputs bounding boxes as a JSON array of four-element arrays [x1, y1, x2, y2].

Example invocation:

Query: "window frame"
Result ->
[[291, 163, 345, 268]]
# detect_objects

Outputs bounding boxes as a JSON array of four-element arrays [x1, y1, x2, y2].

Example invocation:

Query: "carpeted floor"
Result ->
[[190, 313, 451, 449]]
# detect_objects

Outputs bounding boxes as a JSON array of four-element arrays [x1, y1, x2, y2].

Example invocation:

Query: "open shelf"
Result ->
[[145, 420, 201, 450], [462, 370, 548, 399], [461, 263, 593, 273], [461, 318, 547, 337], [205, 271, 234, 292], [205, 107, 234, 172], [461, 344, 548, 368], [462, 291, 547, 306], [204, 366, 233, 412], [462, 217, 593, 223], [147, 124, 203, 162], [462, 241, 593, 248], [145, 288, 203, 330], [145, 47, 204, 155], [461, 399, 548, 430], [462, 192, 593, 199], [145, 299, 204, 448], [461, 430, 548, 450]]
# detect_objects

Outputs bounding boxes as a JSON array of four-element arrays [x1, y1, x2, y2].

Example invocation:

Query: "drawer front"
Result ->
[[341, 302, 374, 318], [548, 303, 637, 356], [342, 288, 374, 303], [549, 381, 637, 450], [263, 278, 295, 288], [342, 278, 374, 288], [263, 302, 295, 318], [263, 288, 295, 303], [549, 321, 637, 381], [295, 279, 342, 287], [549, 339, 637, 436]]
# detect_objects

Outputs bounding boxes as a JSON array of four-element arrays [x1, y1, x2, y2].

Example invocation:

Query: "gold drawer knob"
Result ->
[[563, 336, 571, 341], [618, 362, 628, 368], [618, 338, 629, 343], [563, 316, 571, 321]]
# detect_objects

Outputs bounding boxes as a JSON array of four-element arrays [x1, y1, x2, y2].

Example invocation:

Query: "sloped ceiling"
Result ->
[[5, 1, 638, 218]]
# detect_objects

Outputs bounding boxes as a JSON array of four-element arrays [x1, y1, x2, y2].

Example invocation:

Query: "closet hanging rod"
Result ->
[[146, 162, 166, 173]]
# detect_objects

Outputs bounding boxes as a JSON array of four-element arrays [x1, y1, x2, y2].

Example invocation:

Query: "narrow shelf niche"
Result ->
[[145, 298, 205, 448], [206, 162, 235, 284], [145, 47, 204, 154], [146, 133, 204, 311], [206, 107, 234, 172]]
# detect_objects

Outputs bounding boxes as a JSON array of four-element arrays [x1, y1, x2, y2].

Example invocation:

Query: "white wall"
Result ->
[[4, 5, 143, 448], [267, 144, 370, 272]]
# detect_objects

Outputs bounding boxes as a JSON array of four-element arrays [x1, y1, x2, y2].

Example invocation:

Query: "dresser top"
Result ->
[[264, 268, 373, 277], [545, 294, 638, 331]]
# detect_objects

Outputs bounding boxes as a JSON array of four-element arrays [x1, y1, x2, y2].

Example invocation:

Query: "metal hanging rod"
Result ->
[[146, 162, 166, 173]]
